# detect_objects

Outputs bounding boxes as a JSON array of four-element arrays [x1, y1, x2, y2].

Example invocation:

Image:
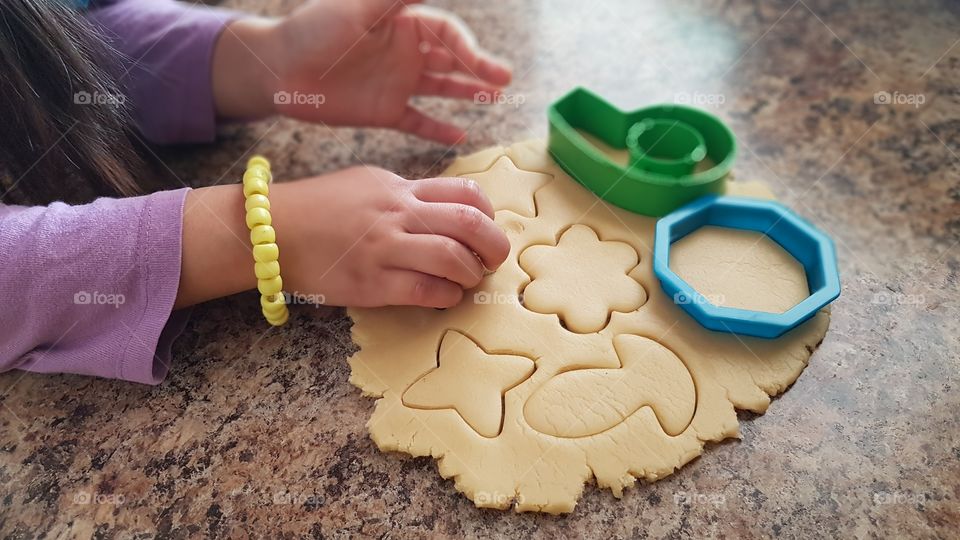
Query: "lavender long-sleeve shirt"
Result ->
[[0, 0, 239, 384]]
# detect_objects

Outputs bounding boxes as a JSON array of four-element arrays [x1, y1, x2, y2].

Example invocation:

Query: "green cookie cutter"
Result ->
[[626, 118, 707, 177], [547, 87, 737, 217]]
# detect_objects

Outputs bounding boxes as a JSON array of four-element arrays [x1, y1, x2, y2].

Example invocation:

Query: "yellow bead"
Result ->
[[247, 156, 270, 171], [261, 293, 287, 314], [258, 275, 283, 295], [255, 260, 280, 279], [244, 165, 269, 181], [252, 243, 279, 262], [250, 224, 275, 245], [245, 207, 271, 229], [247, 167, 273, 184], [245, 194, 270, 212], [262, 302, 287, 319], [264, 308, 288, 323], [244, 166, 271, 185], [265, 309, 289, 326], [242, 178, 269, 197]]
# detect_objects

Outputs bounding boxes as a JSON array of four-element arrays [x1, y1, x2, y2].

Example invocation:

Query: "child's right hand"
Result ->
[[178, 167, 508, 309], [268, 166, 509, 308]]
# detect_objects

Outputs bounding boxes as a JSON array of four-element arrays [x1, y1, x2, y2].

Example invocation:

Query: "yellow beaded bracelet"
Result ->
[[242, 155, 289, 326]]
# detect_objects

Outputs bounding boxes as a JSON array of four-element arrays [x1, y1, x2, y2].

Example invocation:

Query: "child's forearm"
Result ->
[[175, 185, 257, 309], [211, 17, 282, 120]]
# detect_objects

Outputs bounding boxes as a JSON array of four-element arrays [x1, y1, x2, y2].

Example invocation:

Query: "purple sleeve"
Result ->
[[86, 0, 240, 144], [0, 189, 191, 384]]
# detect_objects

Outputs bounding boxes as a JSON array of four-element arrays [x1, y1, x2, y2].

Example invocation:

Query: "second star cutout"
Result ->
[[402, 330, 535, 438]]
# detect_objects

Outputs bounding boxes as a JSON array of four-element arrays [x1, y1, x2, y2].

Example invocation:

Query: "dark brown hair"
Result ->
[[0, 0, 143, 205]]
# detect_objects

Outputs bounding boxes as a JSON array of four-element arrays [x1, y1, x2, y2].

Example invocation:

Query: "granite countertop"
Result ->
[[2, 0, 958, 537]]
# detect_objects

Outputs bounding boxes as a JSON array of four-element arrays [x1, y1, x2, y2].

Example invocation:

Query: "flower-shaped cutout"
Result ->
[[519, 224, 647, 333]]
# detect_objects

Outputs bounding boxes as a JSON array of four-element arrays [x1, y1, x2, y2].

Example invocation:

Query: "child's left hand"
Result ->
[[214, 0, 513, 145]]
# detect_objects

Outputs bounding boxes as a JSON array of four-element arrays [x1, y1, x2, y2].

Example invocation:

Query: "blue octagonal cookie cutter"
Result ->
[[653, 195, 841, 338]]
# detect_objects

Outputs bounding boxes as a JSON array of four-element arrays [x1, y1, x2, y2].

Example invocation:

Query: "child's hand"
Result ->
[[178, 167, 509, 309], [214, 0, 512, 145], [269, 167, 510, 308]]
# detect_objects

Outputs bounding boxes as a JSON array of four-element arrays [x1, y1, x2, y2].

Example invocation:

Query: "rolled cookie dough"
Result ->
[[348, 139, 829, 513]]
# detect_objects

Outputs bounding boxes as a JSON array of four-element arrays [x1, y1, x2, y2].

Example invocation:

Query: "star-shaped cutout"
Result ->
[[520, 224, 647, 333], [465, 156, 550, 217], [402, 330, 535, 438]]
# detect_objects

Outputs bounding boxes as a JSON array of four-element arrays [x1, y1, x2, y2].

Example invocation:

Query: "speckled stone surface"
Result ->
[[2, 0, 959, 537]]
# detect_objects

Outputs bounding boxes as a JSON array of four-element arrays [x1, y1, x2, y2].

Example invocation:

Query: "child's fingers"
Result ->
[[431, 51, 511, 88], [416, 73, 501, 102], [424, 48, 505, 81], [410, 177, 496, 219], [423, 47, 459, 74], [389, 234, 485, 289], [394, 105, 466, 145], [365, 0, 423, 22], [413, 9, 512, 86], [382, 269, 464, 308], [405, 202, 511, 270]]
